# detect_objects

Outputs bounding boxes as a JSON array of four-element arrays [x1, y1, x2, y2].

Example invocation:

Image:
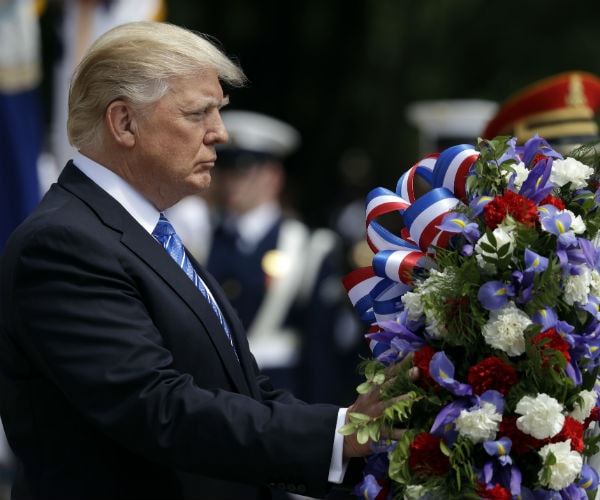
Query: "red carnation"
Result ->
[[476, 482, 512, 500], [467, 357, 517, 395], [483, 190, 538, 229], [408, 433, 451, 479], [499, 417, 542, 454], [413, 345, 436, 387], [532, 328, 571, 367], [550, 416, 584, 452], [584, 406, 600, 428], [539, 194, 566, 210]]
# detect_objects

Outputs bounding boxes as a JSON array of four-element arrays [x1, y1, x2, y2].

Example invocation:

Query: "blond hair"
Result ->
[[68, 21, 246, 149]]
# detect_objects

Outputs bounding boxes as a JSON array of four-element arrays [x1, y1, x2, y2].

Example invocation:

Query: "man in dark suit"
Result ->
[[0, 21, 410, 500]]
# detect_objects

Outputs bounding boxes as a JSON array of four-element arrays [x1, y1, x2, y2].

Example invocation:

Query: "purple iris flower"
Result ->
[[480, 390, 505, 413], [578, 237, 598, 269], [497, 137, 518, 164], [518, 135, 562, 166], [430, 351, 472, 396], [581, 295, 600, 321], [555, 319, 575, 336], [430, 399, 466, 442], [537, 203, 559, 220], [569, 329, 600, 369], [481, 436, 522, 496], [483, 436, 512, 463], [519, 159, 554, 203], [580, 338, 600, 368], [530, 489, 563, 499], [524, 248, 549, 273], [354, 474, 383, 500], [565, 247, 591, 267], [566, 359, 582, 386], [532, 307, 558, 330], [373, 319, 425, 343], [469, 195, 493, 217], [438, 212, 470, 234], [593, 186, 600, 207], [438, 213, 481, 244], [541, 211, 581, 250], [477, 280, 515, 311], [375, 348, 403, 366], [511, 269, 536, 306], [559, 484, 588, 500], [579, 461, 600, 491], [366, 317, 426, 365]]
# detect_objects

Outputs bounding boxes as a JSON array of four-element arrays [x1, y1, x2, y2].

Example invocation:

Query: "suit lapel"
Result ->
[[57, 163, 252, 395]]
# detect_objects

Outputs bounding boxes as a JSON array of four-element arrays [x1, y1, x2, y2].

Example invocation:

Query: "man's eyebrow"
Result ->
[[220, 95, 230, 109]]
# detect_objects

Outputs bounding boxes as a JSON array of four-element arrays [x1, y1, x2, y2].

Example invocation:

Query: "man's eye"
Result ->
[[187, 111, 206, 120]]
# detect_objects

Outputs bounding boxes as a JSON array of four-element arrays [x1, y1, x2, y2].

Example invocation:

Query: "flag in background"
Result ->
[[0, 0, 44, 251]]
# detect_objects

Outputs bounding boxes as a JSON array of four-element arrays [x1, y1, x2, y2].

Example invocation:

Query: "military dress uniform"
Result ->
[[206, 111, 348, 405]]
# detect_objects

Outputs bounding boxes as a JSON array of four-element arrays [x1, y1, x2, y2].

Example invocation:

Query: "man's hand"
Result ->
[[342, 353, 418, 458]]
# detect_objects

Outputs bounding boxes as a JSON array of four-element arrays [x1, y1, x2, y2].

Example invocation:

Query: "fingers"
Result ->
[[379, 352, 419, 393]]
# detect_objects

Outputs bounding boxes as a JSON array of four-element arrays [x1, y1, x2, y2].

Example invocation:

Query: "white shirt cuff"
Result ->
[[328, 408, 349, 484]]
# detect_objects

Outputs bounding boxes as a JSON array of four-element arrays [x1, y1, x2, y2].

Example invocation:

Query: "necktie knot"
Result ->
[[152, 214, 188, 273], [152, 213, 177, 243]]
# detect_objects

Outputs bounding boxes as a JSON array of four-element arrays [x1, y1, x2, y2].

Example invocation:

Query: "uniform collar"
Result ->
[[227, 201, 281, 248]]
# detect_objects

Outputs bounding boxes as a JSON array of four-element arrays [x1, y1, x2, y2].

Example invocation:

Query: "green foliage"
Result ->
[[466, 136, 514, 197]]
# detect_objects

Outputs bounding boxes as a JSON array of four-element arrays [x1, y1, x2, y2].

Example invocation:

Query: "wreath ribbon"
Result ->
[[343, 144, 480, 337]]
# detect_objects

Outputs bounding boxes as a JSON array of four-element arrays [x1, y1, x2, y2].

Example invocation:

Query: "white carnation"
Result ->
[[401, 291, 424, 322], [515, 393, 564, 439], [418, 269, 454, 339], [505, 161, 529, 190], [569, 389, 598, 423], [590, 269, 600, 297], [454, 402, 501, 443], [550, 157, 594, 190], [565, 210, 586, 234], [563, 269, 591, 306], [474, 227, 515, 274], [481, 302, 530, 356], [538, 440, 583, 490]]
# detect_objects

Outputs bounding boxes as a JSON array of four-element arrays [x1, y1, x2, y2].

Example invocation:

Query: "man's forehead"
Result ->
[[166, 74, 226, 105]]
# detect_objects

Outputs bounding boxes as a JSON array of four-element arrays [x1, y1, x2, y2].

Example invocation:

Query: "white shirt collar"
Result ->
[[72, 151, 160, 233], [233, 202, 281, 248]]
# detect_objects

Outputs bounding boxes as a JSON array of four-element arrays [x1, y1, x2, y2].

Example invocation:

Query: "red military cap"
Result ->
[[482, 71, 600, 152]]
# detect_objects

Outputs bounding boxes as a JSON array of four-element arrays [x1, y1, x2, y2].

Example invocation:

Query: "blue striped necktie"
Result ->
[[152, 213, 238, 358]]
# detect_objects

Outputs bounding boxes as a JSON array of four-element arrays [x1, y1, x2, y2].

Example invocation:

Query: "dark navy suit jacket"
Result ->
[[0, 163, 347, 500]]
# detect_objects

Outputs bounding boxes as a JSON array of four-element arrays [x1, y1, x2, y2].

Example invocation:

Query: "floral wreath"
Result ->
[[341, 135, 600, 500]]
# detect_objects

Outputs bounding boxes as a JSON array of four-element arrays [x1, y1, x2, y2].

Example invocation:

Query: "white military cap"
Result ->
[[406, 99, 498, 155], [219, 110, 301, 160]]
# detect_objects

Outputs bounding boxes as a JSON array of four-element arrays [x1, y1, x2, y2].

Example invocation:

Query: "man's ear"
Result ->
[[105, 100, 137, 148]]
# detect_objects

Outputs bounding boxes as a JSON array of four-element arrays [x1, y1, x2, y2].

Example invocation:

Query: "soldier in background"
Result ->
[[482, 71, 600, 154], [206, 110, 350, 406], [406, 98, 498, 156]]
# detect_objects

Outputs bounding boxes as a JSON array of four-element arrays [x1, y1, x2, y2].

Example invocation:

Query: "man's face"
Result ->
[[131, 70, 229, 210]]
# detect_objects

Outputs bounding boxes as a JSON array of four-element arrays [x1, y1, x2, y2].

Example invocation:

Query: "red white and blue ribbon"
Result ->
[[344, 144, 480, 340]]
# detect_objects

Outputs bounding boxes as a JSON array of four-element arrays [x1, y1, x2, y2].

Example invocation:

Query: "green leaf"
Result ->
[[357, 426, 370, 444]]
